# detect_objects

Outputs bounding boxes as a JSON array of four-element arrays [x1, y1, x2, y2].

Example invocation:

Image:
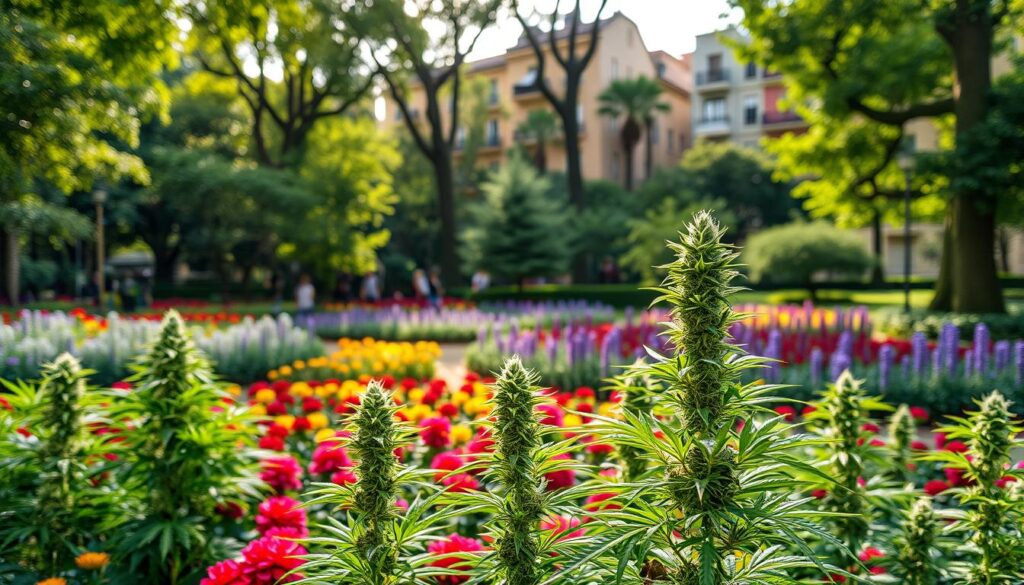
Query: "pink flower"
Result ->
[[201, 559, 248, 585], [309, 440, 352, 475], [419, 417, 452, 449], [330, 469, 358, 485], [260, 456, 303, 493], [241, 534, 306, 584], [541, 515, 584, 540], [255, 496, 307, 537], [428, 534, 484, 585], [442, 473, 479, 493], [537, 403, 564, 427], [924, 479, 949, 496], [431, 450, 466, 481], [584, 440, 614, 455]]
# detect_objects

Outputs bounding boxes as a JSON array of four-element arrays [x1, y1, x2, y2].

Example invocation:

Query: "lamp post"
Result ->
[[93, 188, 107, 308], [896, 142, 915, 313]]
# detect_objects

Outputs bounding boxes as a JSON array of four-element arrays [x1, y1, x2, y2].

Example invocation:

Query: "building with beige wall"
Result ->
[[379, 12, 692, 187]]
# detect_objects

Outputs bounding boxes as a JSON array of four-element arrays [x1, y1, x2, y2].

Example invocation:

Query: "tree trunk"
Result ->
[[869, 208, 885, 285], [947, 5, 1003, 313], [928, 211, 954, 311], [997, 227, 1009, 272], [644, 119, 654, 181], [535, 140, 547, 173], [4, 228, 19, 307], [432, 148, 460, 286], [563, 103, 586, 211], [623, 146, 635, 191]]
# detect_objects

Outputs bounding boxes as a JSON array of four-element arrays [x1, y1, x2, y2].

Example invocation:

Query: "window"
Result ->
[[488, 79, 499, 105], [743, 95, 759, 125], [667, 128, 674, 153], [745, 62, 757, 79], [708, 54, 722, 73], [702, 98, 726, 122], [486, 119, 500, 146], [611, 58, 619, 80], [656, 61, 667, 77]]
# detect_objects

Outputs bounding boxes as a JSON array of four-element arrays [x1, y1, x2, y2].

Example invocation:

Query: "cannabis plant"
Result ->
[[888, 404, 917, 483], [444, 356, 593, 585], [606, 360, 658, 482], [301, 380, 455, 584], [0, 353, 108, 579], [110, 311, 260, 584], [924, 391, 1024, 584], [803, 371, 894, 559], [581, 211, 842, 584], [886, 497, 946, 584]]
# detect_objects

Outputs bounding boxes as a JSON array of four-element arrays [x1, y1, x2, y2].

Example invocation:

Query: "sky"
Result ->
[[469, 0, 741, 61]]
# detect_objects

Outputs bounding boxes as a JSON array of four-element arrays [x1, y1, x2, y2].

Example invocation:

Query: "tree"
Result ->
[[0, 3, 174, 303], [513, 0, 610, 209], [462, 155, 571, 288], [679, 141, 801, 239], [732, 0, 1024, 312], [186, 0, 375, 168], [743, 220, 874, 300], [515, 109, 559, 173], [597, 76, 668, 190], [362, 0, 502, 284]]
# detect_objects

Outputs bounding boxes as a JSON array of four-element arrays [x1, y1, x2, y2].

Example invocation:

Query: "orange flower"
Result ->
[[75, 551, 110, 570], [36, 579, 67, 585]]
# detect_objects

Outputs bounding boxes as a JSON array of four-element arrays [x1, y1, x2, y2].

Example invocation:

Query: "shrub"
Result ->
[[744, 221, 873, 299], [110, 311, 260, 584]]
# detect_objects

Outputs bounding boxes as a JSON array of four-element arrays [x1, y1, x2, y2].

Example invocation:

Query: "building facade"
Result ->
[[379, 12, 692, 187], [691, 27, 807, 148]]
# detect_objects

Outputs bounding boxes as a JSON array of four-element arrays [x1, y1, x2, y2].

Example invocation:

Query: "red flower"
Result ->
[[260, 456, 303, 493], [309, 440, 352, 475], [111, 381, 133, 391], [773, 405, 796, 422], [585, 441, 614, 455], [801, 405, 817, 416], [438, 402, 459, 418], [241, 535, 306, 584], [811, 489, 828, 499], [924, 479, 949, 496], [201, 559, 248, 585], [301, 397, 322, 413], [431, 450, 466, 481], [255, 496, 307, 537], [944, 440, 968, 453], [584, 492, 621, 512], [544, 454, 575, 490], [574, 387, 595, 400], [861, 422, 880, 434], [541, 515, 584, 540], [266, 402, 287, 416], [215, 502, 245, 520], [420, 417, 452, 449], [945, 466, 972, 487], [911, 440, 929, 451], [934, 432, 947, 449], [858, 546, 884, 562], [267, 424, 290, 439], [292, 417, 311, 432], [428, 534, 484, 585], [910, 406, 929, 422], [259, 435, 285, 451], [442, 473, 479, 493]]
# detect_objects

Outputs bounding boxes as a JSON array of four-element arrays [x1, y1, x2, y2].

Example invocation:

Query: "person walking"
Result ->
[[295, 274, 315, 321]]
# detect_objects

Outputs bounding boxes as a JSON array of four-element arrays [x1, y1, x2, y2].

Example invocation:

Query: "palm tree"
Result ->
[[598, 76, 669, 191], [515, 109, 559, 173]]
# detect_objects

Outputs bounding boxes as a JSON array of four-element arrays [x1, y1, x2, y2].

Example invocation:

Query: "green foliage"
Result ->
[[889, 404, 917, 482], [875, 306, 1024, 341], [515, 109, 559, 172], [597, 76, 668, 189], [581, 211, 842, 584], [924, 392, 1024, 583], [743, 221, 873, 295], [111, 311, 260, 584], [620, 198, 734, 285], [301, 381, 453, 584], [0, 353, 108, 580], [462, 155, 571, 285]]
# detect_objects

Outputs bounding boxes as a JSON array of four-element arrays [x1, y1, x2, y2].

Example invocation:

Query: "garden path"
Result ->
[[436, 342, 470, 387]]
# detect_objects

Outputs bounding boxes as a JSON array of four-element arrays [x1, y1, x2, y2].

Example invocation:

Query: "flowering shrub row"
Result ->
[[265, 338, 440, 382]]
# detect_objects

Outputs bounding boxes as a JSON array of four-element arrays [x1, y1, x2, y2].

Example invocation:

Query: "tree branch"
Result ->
[[578, 0, 609, 69], [514, 2, 566, 116], [373, 55, 434, 160]]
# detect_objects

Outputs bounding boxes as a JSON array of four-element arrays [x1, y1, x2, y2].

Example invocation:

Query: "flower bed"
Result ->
[[266, 338, 440, 382]]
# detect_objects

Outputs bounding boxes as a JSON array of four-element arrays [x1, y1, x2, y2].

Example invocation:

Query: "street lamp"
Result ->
[[93, 188, 108, 308], [896, 139, 915, 313]]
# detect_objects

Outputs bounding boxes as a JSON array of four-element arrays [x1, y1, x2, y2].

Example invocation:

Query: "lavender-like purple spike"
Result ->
[[993, 340, 1010, 375], [810, 347, 824, 389], [911, 332, 928, 377], [878, 344, 894, 391], [1014, 340, 1024, 386], [972, 323, 990, 378]]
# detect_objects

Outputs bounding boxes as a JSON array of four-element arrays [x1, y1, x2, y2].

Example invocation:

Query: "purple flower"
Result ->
[[973, 323, 990, 377], [879, 345, 895, 391]]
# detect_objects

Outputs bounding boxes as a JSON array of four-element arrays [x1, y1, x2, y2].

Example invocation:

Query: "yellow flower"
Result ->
[[314, 428, 337, 443], [563, 413, 583, 428], [407, 388, 425, 404], [75, 551, 110, 570], [307, 412, 329, 430], [598, 402, 619, 418], [293, 360, 306, 370], [249, 404, 267, 417], [316, 383, 339, 398], [274, 415, 296, 431], [278, 365, 293, 377], [254, 389, 277, 404], [226, 385, 242, 397], [37, 579, 67, 585], [450, 391, 469, 407], [290, 382, 313, 398], [268, 370, 279, 380], [450, 424, 473, 444]]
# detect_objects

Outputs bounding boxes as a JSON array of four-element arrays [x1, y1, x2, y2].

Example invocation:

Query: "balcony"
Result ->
[[696, 69, 731, 89], [762, 110, 804, 126], [695, 116, 731, 137]]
